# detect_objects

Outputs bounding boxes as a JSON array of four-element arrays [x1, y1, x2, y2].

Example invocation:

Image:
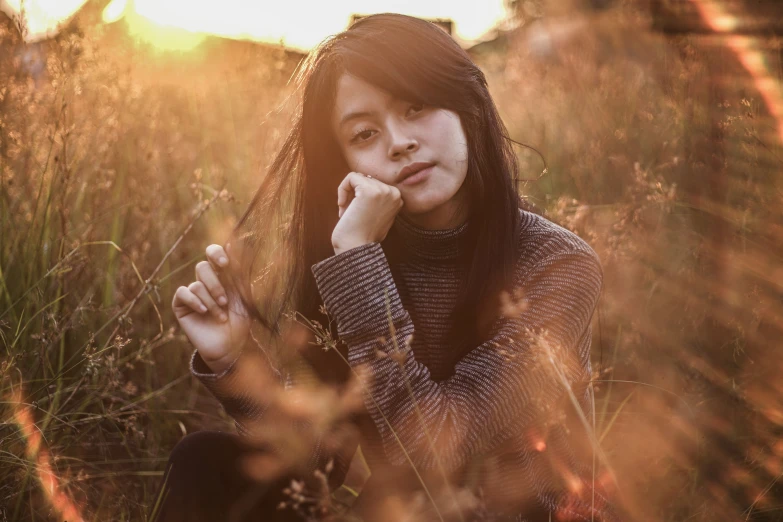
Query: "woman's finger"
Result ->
[[172, 286, 208, 315], [205, 244, 229, 269], [188, 281, 227, 322], [337, 172, 372, 217], [195, 260, 228, 307]]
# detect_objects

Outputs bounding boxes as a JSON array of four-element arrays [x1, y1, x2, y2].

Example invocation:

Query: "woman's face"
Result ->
[[330, 73, 470, 229]]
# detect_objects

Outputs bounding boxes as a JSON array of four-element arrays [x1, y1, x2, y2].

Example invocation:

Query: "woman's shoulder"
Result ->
[[514, 207, 603, 278]]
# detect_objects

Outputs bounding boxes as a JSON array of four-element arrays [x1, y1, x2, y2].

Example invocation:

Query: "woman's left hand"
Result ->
[[331, 172, 404, 255]]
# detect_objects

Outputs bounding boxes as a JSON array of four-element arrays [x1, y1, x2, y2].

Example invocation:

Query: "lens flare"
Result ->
[[10, 388, 85, 522], [691, 0, 783, 144], [102, 0, 127, 24]]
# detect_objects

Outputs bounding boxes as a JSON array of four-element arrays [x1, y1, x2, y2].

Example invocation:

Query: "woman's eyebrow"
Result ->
[[339, 109, 376, 127]]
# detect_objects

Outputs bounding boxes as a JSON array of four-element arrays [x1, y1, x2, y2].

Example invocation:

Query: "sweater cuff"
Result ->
[[190, 348, 241, 382], [310, 242, 409, 345], [189, 346, 282, 425]]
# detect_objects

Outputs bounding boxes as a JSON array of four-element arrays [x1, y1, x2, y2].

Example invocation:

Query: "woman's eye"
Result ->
[[350, 128, 374, 143], [408, 103, 424, 116]]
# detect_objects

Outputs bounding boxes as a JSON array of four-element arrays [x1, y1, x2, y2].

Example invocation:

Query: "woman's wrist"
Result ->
[[203, 352, 239, 375], [202, 338, 250, 374], [332, 238, 373, 256]]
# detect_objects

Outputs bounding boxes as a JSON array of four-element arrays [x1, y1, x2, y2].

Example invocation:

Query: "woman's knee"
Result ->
[[153, 432, 254, 521], [168, 431, 243, 468], [155, 431, 303, 522]]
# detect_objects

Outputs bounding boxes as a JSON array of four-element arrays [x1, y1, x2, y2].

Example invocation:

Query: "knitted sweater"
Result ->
[[190, 208, 616, 521]]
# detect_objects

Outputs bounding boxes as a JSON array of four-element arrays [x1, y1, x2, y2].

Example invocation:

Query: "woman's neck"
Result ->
[[399, 188, 470, 230], [391, 211, 469, 263]]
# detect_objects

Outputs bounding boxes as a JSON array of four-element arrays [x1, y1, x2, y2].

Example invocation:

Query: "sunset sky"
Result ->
[[1, 0, 512, 50]]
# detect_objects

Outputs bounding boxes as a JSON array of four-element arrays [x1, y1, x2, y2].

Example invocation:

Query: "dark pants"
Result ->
[[150, 431, 551, 522], [149, 431, 309, 522]]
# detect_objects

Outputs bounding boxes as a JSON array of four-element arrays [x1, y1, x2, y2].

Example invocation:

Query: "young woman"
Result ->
[[158, 12, 617, 522]]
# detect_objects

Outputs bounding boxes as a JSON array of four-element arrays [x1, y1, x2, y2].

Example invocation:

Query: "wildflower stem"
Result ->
[[288, 309, 446, 522], [381, 288, 467, 522]]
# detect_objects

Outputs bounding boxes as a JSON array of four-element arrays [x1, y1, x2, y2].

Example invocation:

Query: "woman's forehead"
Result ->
[[332, 73, 401, 127]]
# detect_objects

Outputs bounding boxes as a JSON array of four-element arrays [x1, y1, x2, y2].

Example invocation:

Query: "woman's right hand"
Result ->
[[172, 243, 251, 374]]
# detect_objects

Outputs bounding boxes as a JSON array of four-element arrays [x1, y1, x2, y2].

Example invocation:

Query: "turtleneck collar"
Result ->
[[391, 212, 469, 262]]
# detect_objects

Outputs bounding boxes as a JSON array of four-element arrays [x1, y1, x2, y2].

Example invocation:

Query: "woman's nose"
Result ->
[[389, 127, 419, 159]]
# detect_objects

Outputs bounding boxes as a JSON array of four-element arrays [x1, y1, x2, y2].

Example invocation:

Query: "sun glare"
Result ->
[[105, 3, 208, 52], [2, 0, 88, 39], [6, 0, 510, 50], [102, 0, 127, 24]]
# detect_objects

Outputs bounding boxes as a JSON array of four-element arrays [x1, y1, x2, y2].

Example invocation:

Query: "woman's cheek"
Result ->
[[355, 156, 385, 180], [347, 151, 370, 174]]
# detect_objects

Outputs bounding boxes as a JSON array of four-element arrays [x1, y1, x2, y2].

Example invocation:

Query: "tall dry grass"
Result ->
[[492, 5, 783, 520], [0, 13, 304, 520], [1, 2, 782, 521]]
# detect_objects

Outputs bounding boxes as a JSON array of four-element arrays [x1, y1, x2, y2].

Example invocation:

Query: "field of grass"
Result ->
[[1, 3, 782, 521]]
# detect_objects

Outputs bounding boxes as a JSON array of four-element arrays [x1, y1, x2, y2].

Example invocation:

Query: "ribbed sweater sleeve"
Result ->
[[190, 345, 284, 437], [189, 343, 348, 484], [310, 240, 603, 472]]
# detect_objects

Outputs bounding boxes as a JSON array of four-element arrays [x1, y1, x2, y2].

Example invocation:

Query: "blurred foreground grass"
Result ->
[[1, 3, 783, 521]]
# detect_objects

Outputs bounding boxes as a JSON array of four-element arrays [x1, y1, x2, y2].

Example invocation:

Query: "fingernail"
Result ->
[[219, 313, 228, 322], [199, 305, 207, 313], [219, 257, 228, 266], [218, 296, 227, 306]]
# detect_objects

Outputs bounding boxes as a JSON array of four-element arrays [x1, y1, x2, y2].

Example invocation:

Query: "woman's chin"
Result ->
[[399, 194, 444, 216], [399, 202, 436, 219]]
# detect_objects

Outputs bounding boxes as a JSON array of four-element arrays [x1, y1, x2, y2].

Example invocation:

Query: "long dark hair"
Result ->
[[226, 13, 530, 383]]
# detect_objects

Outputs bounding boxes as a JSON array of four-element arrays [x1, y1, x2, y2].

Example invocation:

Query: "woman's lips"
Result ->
[[400, 165, 435, 186]]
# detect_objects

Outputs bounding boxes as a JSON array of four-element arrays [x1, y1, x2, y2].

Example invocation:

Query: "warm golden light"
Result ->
[[101, 0, 127, 24], [691, 0, 783, 145], [10, 389, 85, 522], [4, 0, 510, 50], [111, 5, 208, 52], [1, 0, 88, 39]]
